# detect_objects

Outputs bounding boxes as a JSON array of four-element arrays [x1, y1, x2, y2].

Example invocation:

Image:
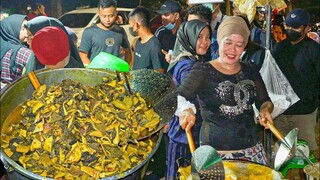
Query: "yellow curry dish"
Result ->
[[1, 77, 161, 179], [224, 161, 282, 180]]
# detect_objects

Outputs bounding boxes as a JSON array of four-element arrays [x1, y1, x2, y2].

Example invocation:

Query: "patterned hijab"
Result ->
[[168, 20, 210, 71]]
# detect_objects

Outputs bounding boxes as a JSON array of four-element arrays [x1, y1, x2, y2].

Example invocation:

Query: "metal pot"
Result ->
[[0, 68, 177, 179]]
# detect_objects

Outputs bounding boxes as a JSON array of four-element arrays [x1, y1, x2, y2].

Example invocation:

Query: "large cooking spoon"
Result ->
[[88, 53, 177, 141], [267, 121, 319, 173], [27, 71, 41, 90], [126, 69, 177, 141], [273, 127, 297, 170], [186, 130, 225, 179]]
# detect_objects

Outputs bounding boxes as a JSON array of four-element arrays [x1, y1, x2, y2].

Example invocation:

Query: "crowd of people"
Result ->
[[0, 0, 319, 179]]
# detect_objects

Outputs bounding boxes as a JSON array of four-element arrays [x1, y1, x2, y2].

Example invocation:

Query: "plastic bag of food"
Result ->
[[234, 0, 257, 22]]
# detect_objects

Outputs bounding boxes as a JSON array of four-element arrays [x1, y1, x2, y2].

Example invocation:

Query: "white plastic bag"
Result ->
[[254, 50, 300, 119]]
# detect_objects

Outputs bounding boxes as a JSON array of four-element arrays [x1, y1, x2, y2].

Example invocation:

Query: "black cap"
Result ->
[[285, 8, 310, 29], [156, 0, 182, 15]]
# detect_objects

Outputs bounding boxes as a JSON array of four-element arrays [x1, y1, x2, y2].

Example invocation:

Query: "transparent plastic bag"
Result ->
[[255, 50, 300, 119]]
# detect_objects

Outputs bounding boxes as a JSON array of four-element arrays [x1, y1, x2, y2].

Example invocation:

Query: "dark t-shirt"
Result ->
[[272, 38, 320, 114], [154, 26, 176, 68], [79, 24, 129, 60], [241, 42, 266, 69], [132, 36, 166, 70], [178, 62, 270, 150], [154, 26, 176, 52]]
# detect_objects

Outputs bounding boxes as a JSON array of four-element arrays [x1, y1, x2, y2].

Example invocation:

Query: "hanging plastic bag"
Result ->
[[254, 50, 300, 119], [234, 0, 257, 23]]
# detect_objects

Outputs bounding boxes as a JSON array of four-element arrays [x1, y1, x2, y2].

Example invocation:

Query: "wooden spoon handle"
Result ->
[[266, 121, 285, 141], [27, 71, 40, 90], [186, 130, 195, 153]]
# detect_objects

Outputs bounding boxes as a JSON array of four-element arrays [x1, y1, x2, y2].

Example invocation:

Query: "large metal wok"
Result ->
[[0, 68, 177, 180]]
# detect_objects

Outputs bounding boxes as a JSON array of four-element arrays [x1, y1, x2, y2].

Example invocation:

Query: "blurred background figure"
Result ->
[[235, 14, 266, 69], [27, 3, 47, 20], [129, 7, 166, 73], [271, 13, 287, 43], [251, 6, 266, 47], [64, 26, 78, 46], [204, 3, 229, 60], [206, 3, 228, 32], [155, 0, 183, 70], [186, 4, 212, 24], [0, 14, 35, 89]]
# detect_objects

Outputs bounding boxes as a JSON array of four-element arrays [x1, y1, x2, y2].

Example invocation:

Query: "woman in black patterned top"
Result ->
[[175, 16, 274, 165]]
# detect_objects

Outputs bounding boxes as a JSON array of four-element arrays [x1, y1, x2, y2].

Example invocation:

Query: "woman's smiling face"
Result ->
[[218, 34, 245, 65], [196, 26, 211, 55]]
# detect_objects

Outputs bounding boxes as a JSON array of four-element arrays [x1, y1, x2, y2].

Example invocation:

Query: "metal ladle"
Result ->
[[273, 127, 297, 170], [126, 69, 177, 141], [186, 130, 225, 179], [267, 122, 319, 174]]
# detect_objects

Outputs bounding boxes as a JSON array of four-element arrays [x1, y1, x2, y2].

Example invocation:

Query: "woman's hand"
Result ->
[[258, 101, 274, 128], [178, 108, 196, 131]]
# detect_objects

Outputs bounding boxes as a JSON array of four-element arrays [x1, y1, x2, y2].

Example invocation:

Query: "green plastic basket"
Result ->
[[88, 52, 130, 72]]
